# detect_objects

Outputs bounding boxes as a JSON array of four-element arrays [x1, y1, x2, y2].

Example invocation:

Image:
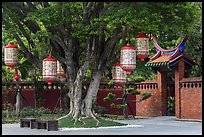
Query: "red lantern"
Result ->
[[4, 43, 18, 69], [57, 60, 65, 78], [135, 33, 149, 61], [120, 43, 136, 74], [112, 62, 126, 88], [42, 56, 57, 85]]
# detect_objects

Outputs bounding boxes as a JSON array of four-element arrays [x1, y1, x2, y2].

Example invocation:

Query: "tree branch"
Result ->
[[13, 34, 42, 69]]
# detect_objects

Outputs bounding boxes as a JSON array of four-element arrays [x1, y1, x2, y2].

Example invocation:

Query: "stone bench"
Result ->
[[20, 118, 37, 128], [22, 118, 58, 131]]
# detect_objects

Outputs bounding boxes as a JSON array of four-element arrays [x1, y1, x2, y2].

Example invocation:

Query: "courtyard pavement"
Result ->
[[2, 116, 202, 135]]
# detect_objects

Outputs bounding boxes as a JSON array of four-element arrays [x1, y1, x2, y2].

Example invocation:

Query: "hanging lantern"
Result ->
[[135, 33, 149, 61], [112, 62, 127, 88], [57, 60, 65, 78], [4, 43, 18, 69], [120, 43, 136, 74], [42, 55, 57, 85]]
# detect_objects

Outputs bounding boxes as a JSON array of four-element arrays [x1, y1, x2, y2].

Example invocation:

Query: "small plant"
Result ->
[[94, 106, 106, 116], [116, 104, 127, 110], [108, 79, 114, 85], [103, 92, 116, 102], [131, 90, 141, 95], [167, 96, 175, 112], [125, 87, 141, 95], [110, 103, 126, 110], [125, 87, 134, 92], [141, 92, 152, 100], [133, 76, 145, 82]]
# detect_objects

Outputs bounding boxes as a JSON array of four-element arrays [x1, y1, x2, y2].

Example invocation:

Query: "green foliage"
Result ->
[[133, 76, 145, 82], [2, 2, 202, 83], [103, 92, 116, 102], [141, 92, 152, 100], [117, 104, 127, 109], [110, 103, 126, 110], [108, 79, 114, 85], [125, 88, 141, 95], [110, 103, 117, 108], [125, 87, 134, 92], [85, 69, 92, 81], [127, 75, 145, 82], [131, 90, 141, 95], [94, 106, 106, 116], [167, 96, 175, 112]]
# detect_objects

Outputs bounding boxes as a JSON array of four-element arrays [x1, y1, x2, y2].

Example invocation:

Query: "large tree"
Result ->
[[2, 2, 201, 124]]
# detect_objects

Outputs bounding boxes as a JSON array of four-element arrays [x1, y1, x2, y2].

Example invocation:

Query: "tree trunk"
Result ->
[[84, 70, 102, 125], [16, 92, 21, 117]]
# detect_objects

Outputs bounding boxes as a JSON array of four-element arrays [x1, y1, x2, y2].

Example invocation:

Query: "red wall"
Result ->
[[2, 88, 66, 111], [180, 77, 202, 120], [2, 78, 202, 120], [41, 89, 66, 111], [96, 81, 160, 117], [97, 89, 136, 115]]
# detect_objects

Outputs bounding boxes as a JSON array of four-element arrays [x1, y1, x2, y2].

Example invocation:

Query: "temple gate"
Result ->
[[145, 35, 196, 118]]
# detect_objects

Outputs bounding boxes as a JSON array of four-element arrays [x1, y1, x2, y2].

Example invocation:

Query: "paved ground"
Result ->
[[2, 116, 202, 135]]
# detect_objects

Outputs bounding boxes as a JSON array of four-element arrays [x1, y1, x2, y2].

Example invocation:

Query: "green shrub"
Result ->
[[117, 104, 127, 109], [134, 76, 145, 82], [125, 87, 134, 92], [131, 90, 141, 95], [141, 92, 152, 100], [94, 106, 106, 116], [110, 103, 116, 108], [108, 79, 114, 85], [103, 92, 115, 102], [167, 96, 175, 112]]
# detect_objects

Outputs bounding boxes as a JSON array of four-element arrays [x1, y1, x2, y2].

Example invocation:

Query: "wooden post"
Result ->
[[16, 83, 21, 117], [175, 61, 185, 119], [157, 70, 167, 116]]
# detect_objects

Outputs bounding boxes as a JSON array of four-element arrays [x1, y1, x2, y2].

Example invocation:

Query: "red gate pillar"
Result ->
[[157, 70, 167, 116], [175, 61, 185, 119]]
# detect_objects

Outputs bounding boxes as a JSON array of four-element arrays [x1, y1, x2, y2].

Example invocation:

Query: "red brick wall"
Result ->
[[126, 81, 161, 117], [97, 88, 136, 115], [179, 77, 202, 120], [2, 87, 66, 111], [96, 81, 161, 117]]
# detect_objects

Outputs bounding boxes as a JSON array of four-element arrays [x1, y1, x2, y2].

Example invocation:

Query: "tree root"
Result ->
[[57, 110, 74, 120], [85, 110, 100, 127], [57, 114, 69, 120]]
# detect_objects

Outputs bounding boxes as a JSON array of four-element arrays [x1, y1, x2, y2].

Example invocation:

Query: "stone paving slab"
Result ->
[[2, 116, 202, 135]]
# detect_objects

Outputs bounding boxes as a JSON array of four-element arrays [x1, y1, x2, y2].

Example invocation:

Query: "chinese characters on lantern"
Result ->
[[112, 32, 150, 88], [4, 43, 18, 69], [42, 56, 57, 85]]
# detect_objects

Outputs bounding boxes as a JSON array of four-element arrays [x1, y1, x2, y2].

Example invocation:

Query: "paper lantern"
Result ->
[[42, 56, 57, 85], [4, 43, 18, 69], [135, 33, 149, 61], [120, 43, 136, 74], [112, 62, 126, 88]]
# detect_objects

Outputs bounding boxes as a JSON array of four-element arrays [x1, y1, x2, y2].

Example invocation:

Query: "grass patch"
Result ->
[[59, 115, 127, 128], [2, 114, 64, 124]]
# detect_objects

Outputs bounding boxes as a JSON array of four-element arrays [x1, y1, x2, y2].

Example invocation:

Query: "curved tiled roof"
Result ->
[[145, 35, 195, 68]]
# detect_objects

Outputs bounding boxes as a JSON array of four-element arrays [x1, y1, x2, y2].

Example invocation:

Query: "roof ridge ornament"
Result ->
[[152, 35, 188, 52]]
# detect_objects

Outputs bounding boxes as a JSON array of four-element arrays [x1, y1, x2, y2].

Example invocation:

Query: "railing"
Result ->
[[99, 80, 158, 90], [130, 80, 158, 90], [180, 77, 202, 88], [2, 81, 64, 90]]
